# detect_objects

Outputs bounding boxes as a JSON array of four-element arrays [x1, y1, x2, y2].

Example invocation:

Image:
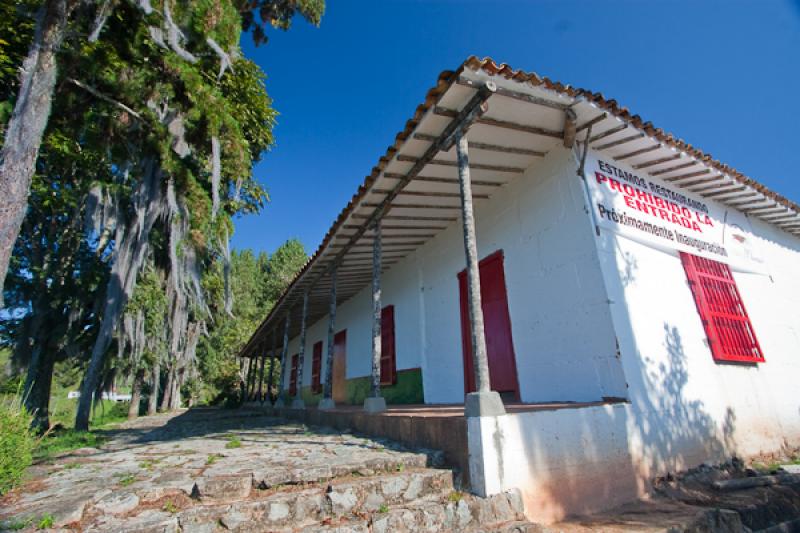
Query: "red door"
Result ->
[[380, 305, 397, 385], [458, 250, 520, 400], [289, 354, 299, 396]]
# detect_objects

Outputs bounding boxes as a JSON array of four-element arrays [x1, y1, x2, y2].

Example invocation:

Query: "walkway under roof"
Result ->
[[241, 56, 800, 357]]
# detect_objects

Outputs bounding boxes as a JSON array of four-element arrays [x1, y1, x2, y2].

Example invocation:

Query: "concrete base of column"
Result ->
[[363, 396, 387, 413], [464, 391, 505, 417], [318, 398, 336, 410], [290, 398, 306, 409]]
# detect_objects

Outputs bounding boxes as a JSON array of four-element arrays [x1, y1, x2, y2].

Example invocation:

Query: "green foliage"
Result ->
[[225, 435, 241, 449], [36, 514, 54, 529], [0, 397, 34, 495], [237, 0, 324, 45], [199, 239, 306, 403]]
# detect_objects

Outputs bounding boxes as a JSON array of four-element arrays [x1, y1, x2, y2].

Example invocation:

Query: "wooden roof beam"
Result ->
[[413, 133, 545, 157], [633, 153, 682, 170], [457, 77, 571, 110], [563, 108, 577, 148], [351, 213, 457, 222], [433, 107, 563, 139], [663, 169, 712, 183], [371, 188, 490, 200], [577, 112, 607, 132], [396, 154, 525, 174], [594, 132, 645, 151], [613, 143, 661, 162], [651, 160, 698, 177], [587, 123, 627, 144], [383, 172, 505, 188]]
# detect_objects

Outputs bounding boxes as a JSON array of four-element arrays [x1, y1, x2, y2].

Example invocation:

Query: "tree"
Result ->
[[0, 0, 324, 307]]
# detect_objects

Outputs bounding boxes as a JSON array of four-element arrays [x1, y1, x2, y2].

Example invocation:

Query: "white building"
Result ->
[[241, 57, 800, 522]]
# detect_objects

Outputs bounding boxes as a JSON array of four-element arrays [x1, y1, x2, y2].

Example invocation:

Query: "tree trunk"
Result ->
[[168, 369, 181, 410], [160, 366, 174, 412], [24, 345, 56, 433], [128, 368, 144, 420], [147, 363, 159, 416], [0, 0, 76, 305], [75, 159, 164, 430]]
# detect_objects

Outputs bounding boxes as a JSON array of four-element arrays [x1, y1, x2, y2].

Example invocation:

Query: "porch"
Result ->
[[252, 399, 623, 488]]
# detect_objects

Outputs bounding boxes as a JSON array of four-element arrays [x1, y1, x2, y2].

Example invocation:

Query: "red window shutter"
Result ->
[[289, 354, 299, 396], [380, 305, 397, 385], [311, 342, 323, 393], [680, 252, 764, 363]]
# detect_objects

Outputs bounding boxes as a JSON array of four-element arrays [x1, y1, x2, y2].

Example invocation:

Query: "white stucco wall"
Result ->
[[282, 147, 626, 405], [594, 186, 800, 463], [469, 148, 800, 523]]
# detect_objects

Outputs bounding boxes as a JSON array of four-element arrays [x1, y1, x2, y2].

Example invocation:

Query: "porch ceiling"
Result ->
[[241, 57, 800, 357]]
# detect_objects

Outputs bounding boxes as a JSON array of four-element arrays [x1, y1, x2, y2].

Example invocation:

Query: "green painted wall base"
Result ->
[[280, 368, 423, 406]]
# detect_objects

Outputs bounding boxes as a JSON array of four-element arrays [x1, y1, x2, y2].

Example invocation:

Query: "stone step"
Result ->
[[177, 469, 456, 531]]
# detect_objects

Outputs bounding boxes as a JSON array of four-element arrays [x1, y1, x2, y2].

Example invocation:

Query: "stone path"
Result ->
[[0, 407, 538, 532]]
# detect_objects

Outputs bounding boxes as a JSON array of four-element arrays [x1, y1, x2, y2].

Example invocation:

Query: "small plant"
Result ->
[[206, 453, 222, 465], [162, 500, 178, 514], [448, 491, 464, 503], [225, 436, 241, 449], [139, 458, 162, 470], [118, 473, 136, 486], [377, 504, 389, 514], [37, 514, 54, 529], [395, 464, 404, 473], [63, 462, 82, 470]]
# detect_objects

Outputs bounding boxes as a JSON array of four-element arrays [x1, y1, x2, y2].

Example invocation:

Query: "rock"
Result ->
[[192, 474, 252, 502], [219, 510, 249, 530], [327, 488, 358, 515], [69, 447, 101, 457], [95, 492, 140, 515], [780, 464, 800, 474], [267, 501, 291, 522]]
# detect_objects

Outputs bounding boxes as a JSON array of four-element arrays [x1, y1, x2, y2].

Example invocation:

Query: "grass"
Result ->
[[34, 429, 108, 462], [118, 473, 136, 486], [162, 500, 178, 514], [225, 435, 242, 449], [377, 504, 389, 514]]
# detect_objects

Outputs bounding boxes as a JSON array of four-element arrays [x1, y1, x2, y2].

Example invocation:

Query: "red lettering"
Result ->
[[608, 177, 623, 193], [595, 172, 608, 185]]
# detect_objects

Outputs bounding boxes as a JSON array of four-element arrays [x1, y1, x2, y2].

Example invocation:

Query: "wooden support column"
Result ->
[[456, 131, 505, 418], [563, 108, 577, 148], [365, 219, 387, 413], [249, 355, 258, 401], [244, 357, 254, 402], [257, 341, 266, 404], [241, 357, 250, 403], [274, 313, 291, 407], [292, 290, 310, 408], [319, 267, 338, 410], [266, 329, 277, 404]]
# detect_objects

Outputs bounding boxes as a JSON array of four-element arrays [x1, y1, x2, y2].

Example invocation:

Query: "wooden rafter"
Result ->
[[396, 154, 525, 173], [614, 144, 660, 162], [413, 133, 545, 157], [633, 153, 682, 170], [433, 107, 563, 139], [456, 77, 571, 110], [594, 132, 644, 151]]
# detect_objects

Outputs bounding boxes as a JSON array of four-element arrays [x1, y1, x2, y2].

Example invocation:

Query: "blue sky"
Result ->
[[234, 0, 800, 256]]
